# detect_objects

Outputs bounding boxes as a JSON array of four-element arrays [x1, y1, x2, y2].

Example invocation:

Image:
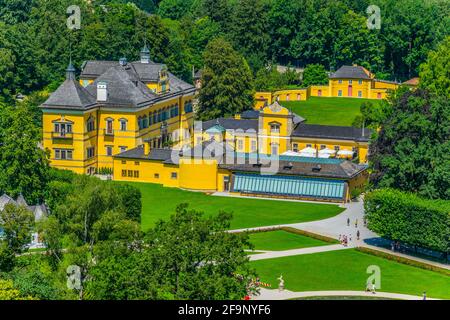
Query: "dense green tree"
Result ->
[[198, 38, 254, 119], [0, 279, 35, 300], [158, 0, 194, 19], [0, 104, 50, 203], [0, 0, 32, 24], [419, 36, 450, 98], [0, 243, 16, 272], [0, 204, 35, 253], [301, 64, 328, 87], [39, 216, 63, 270], [352, 101, 392, 129], [186, 16, 221, 69], [116, 184, 142, 223], [12, 268, 60, 300], [86, 204, 256, 300], [229, 0, 269, 72], [201, 0, 232, 31], [369, 89, 450, 199]]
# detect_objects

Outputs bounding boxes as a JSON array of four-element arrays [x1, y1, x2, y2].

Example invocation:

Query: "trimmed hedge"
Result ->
[[281, 227, 339, 244], [243, 227, 338, 244], [364, 188, 450, 254], [356, 247, 450, 277]]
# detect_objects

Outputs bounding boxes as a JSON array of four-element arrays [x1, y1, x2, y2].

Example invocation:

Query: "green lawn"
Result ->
[[281, 97, 381, 126], [251, 249, 450, 299], [125, 182, 344, 231], [248, 230, 331, 251]]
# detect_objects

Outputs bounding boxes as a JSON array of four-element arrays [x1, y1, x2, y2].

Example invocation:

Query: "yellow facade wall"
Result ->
[[179, 158, 219, 191], [273, 89, 308, 102]]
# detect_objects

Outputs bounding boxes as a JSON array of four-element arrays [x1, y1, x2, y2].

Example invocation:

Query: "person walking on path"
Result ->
[[357, 230, 360, 240], [423, 292, 427, 300], [347, 217, 350, 226], [355, 219, 358, 228]]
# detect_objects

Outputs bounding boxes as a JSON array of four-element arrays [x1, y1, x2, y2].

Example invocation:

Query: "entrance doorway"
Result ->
[[223, 176, 230, 192], [348, 85, 353, 97]]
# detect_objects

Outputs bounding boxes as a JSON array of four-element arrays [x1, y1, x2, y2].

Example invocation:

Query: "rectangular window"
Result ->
[[358, 91, 362, 98], [119, 146, 127, 153], [121, 160, 126, 165], [349, 80, 353, 85], [54, 123, 60, 133], [334, 146, 340, 151], [127, 170, 133, 177], [358, 80, 363, 85], [251, 140, 257, 152], [87, 147, 95, 159], [87, 118, 95, 132], [338, 90, 342, 97], [67, 150, 73, 160], [338, 80, 342, 84], [306, 144, 312, 148], [120, 120, 127, 131], [106, 146, 113, 156], [154, 173, 160, 179], [171, 172, 178, 179], [135, 161, 140, 166], [237, 139, 244, 150], [55, 149, 60, 159], [271, 144, 278, 156], [134, 171, 139, 178], [122, 170, 127, 177], [293, 143, 298, 152]]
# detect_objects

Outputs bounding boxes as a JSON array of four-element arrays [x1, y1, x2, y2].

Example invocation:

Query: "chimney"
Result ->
[[97, 82, 108, 102]]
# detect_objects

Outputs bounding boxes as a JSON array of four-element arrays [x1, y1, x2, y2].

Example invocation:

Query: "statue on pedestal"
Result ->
[[277, 274, 285, 291]]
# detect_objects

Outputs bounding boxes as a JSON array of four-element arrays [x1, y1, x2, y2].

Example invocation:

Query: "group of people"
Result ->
[[341, 217, 362, 246], [339, 234, 352, 246]]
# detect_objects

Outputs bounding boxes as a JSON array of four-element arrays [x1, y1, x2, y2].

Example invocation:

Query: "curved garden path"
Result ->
[[252, 288, 437, 300]]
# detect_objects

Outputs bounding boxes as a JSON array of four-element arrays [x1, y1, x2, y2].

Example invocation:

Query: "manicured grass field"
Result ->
[[281, 97, 380, 126], [251, 249, 450, 299], [248, 230, 331, 251], [125, 182, 344, 231]]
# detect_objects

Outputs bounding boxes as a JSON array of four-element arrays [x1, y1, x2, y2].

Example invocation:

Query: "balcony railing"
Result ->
[[51, 132, 73, 139], [104, 129, 115, 136]]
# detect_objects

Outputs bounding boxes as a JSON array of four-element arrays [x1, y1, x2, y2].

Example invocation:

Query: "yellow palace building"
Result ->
[[41, 46, 196, 174], [255, 65, 400, 108], [42, 54, 370, 202]]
